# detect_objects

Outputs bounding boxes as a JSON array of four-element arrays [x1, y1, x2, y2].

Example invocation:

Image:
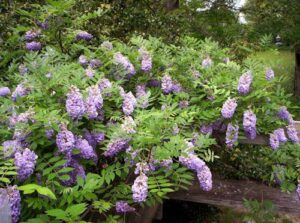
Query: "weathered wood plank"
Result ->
[[169, 176, 300, 215]]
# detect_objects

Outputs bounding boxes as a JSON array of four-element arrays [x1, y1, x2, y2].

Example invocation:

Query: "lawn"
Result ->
[[248, 49, 295, 92]]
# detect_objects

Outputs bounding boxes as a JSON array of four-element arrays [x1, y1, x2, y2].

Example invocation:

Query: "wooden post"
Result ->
[[294, 44, 300, 96]]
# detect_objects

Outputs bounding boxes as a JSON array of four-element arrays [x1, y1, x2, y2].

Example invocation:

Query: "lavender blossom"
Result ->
[[274, 128, 287, 143], [26, 41, 42, 51], [265, 68, 275, 80], [225, 123, 239, 148], [76, 31, 93, 41], [18, 64, 28, 76], [122, 92, 137, 116], [269, 133, 280, 150], [0, 186, 21, 223], [139, 48, 152, 72], [0, 87, 11, 97], [85, 67, 95, 78], [56, 124, 75, 155], [243, 110, 257, 140], [85, 85, 103, 119], [161, 75, 173, 94], [132, 173, 148, 203], [37, 20, 49, 30], [121, 116, 136, 134], [61, 159, 86, 186], [83, 130, 104, 148], [101, 41, 113, 50], [99, 78, 112, 91], [134, 162, 150, 175], [75, 137, 97, 161], [237, 71, 253, 95], [16, 110, 35, 124], [200, 125, 213, 136], [78, 55, 89, 67], [197, 165, 212, 191], [24, 30, 39, 41], [2, 140, 22, 157], [12, 84, 30, 101], [116, 201, 135, 213], [114, 52, 136, 76], [136, 85, 149, 108], [202, 56, 213, 68], [89, 59, 102, 69], [221, 98, 237, 119], [14, 148, 38, 181], [45, 129, 55, 139], [179, 100, 189, 109], [179, 153, 206, 172], [66, 86, 86, 120], [104, 139, 129, 157], [287, 125, 299, 143], [278, 106, 291, 121]]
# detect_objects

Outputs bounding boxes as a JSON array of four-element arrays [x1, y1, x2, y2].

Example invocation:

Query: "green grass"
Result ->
[[248, 49, 294, 92]]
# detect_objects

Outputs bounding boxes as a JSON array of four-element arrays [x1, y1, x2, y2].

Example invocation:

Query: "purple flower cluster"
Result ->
[[24, 30, 39, 41], [200, 124, 213, 136], [269, 133, 279, 150], [85, 67, 95, 78], [2, 140, 22, 157], [14, 148, 38, 181], [66, 86, 86, 120], [79, 55, 89, 66], [116, 201, 135, 213], [136, 85, 149, 108], [45, 129, 55, 139], [26, 41, 42, 51], [134, 162, 150, 175], [114, 52, 136, 76], [287, 125, 299, 143], [243, 110, 257, 139], [0, 87, 11, 97], [221, 98, 237, 119], [122, 92, 137, 116], [121, 116, 136, 134], [99, 78, 112, 91], [265, 68, 275, 80], [202, 56, 213, 68], [16, 110, 35, 124], [104, 139, 129, 157], [37, 20, 49, 30], [84, 130, 105, 148], [56, 124, 75, 155], [197, 165, 213, 191], [139, 48, 152, 72], [297, 184, 300, 201], [0, 186, 21, 223], [90, 59, 102, 69], [75, 137, 97, 161], [76, 31, 93, 41], [85, 85, 103, 119], [132, 173, 148, 203], [179, 100, 189, 109], [278, 106, 293, 124], [273, 128, 287, 143], [147, 79, 161, 87], [237, 71, 252, 95], [19, 64, 28, 76], [61, 159, 86, 186], [225, 123, 239, 148], [12, 84, 30, 101], [161, 74, 182, 94]]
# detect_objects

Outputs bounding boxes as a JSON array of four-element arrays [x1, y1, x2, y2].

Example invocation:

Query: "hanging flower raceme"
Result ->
[[56, 124, 75, 156], [84, 130, 105, 149], [273, 128, 287, 143], [75, 137, 97, 161], [122, 92, 137, 116], [85, 66, 95, 78], [45, 129, 55, 139], [221, 98, 237, 119], [237, 71, 252, 95], [24, 30, 39, 41], [16, 110, 35, 124], [66, 86, 86, 120], [121, 116, 136, 134], [76, 31, 93, 41], [134, 162, 150, 175], [114, 52, 136, 76], [243, 110, 257, 140], [287, 125, 299, 143], [278, 106, 293, 123], [104, 139, 129, 157], [225, 123, 239, 148], [0, 87, 11, 97], [132, 173, 148, 203], [136, 85, 149, 108], [197, 165, 213, 191], [265, 68, 275, 80], [2, 140, 22, 157], [202, 56, 213, 68], [14, 148, 38, 181], [161, 75, 173, 94], [0, 186, 21, 223], [26, 41, 42, 51], [147, 79, 161, 87], [269, 133, 279, 150], [11, 84, 30, 101], [78, 55, 89, 67], [61, 159, 86, 186], [200, 124, 213, 136], [139, 48, 152, 72], [115, 201, 135, 213], [85, 85, 103, 119]]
